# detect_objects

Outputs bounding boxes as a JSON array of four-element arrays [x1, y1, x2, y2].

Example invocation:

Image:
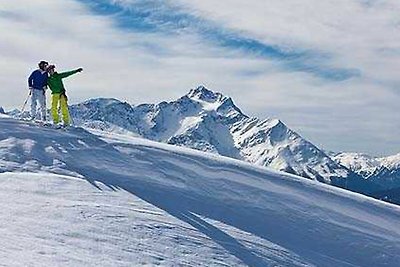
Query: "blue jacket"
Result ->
[[28, 70, 48, 90]]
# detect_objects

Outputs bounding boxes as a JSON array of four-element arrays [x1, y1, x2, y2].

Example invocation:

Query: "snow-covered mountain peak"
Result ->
[[333, 152, 400, 191], [69, 97, 138, 134], [84, 97, 119, 104], [187, 85, 225, 103], [334, 152, 400, 174], [0, 106, 4, 114], [79, 98, 131, 109], [216, 97, 246, 118], [380, 153, 400, 169], [187, 86, 223, 108], [185, 86, 245, 120], [260, 118, 284, 130], [333, 152, 381, 175], [233, 118, 289, 146]]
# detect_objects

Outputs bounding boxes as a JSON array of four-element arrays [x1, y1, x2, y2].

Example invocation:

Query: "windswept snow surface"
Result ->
[[0, 117, 400, 266]]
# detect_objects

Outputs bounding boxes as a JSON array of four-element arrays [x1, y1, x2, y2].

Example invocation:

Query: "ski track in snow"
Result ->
[[0, 117, 399, 267]]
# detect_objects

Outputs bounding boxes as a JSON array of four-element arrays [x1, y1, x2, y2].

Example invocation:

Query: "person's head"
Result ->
[[38, 61, 49, 71], [47, 65, 56, 75]]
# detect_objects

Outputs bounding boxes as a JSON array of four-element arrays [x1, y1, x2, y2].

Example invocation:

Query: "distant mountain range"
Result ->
[[5, 86, 399, 202], [66, 86, 400, 197], [333, 152, 400, 190]]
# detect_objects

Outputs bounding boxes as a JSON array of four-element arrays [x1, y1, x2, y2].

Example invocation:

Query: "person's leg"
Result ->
[[30, 90, 37, 119], [37, 90, 46, 121], [51, 94, 60, 124], [60, 95, 70, 125]]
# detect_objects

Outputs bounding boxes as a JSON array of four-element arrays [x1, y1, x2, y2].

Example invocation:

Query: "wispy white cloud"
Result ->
[[0, 0, 398, 155], [173, 0, 400, 88], [79, 0, 360, 81]]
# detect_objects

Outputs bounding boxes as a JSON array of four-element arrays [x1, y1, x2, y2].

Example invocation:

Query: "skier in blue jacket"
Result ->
[[28, 61, 49, 120]]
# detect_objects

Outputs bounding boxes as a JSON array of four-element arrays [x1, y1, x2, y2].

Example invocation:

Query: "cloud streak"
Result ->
[[173, 0, 400, 87], [79, 0, 360, 81]]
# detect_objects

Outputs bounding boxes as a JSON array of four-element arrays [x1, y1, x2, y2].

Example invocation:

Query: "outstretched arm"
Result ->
[[59, 68, 83, 79]]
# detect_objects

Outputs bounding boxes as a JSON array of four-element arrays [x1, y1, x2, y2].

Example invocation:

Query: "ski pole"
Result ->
[[20, 90, 32, 114], [68, 107, 75, 126], [43, 89, 47, 122]]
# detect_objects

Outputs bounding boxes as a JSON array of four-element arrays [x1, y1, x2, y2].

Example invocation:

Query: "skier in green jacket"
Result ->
[[47, 65, 83, 126]]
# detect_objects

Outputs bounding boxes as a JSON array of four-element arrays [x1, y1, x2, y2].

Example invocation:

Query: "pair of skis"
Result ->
[[19, 118, 75, 131]]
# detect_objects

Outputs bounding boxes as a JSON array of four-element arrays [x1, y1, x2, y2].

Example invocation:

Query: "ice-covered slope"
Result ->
[[69, 86, 366, 191], [334, 152, 400, 190], [1, 117, 400, 266]]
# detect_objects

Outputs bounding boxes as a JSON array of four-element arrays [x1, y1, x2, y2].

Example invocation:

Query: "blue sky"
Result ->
[[0, 0, 399, 156]]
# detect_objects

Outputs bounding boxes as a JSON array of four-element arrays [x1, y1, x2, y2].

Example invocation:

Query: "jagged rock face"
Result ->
[[0, 107, 4, 114], [69, 86, 367, 188]]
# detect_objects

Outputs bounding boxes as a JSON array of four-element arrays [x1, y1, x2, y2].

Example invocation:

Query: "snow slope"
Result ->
[[1, 117, 399, 266], [69, 86, 369, 192]]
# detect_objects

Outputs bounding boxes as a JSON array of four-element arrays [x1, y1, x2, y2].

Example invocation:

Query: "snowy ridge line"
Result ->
[[92, 131, 362, 194], [1, 116, 400, 266], [0, 115, 397, 213], [94, 129, 400, 212], [333, 152, 400, 191]]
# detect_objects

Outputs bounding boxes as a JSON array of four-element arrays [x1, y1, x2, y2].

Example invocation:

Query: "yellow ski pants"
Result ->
[[51, 94, 70, 125]]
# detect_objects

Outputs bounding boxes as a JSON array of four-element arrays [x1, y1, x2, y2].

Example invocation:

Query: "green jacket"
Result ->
[[48, 69, 80, 94]]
